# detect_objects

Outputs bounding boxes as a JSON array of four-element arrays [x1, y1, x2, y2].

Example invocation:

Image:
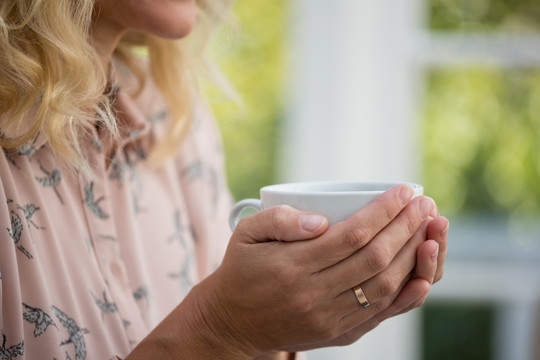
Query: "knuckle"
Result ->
[[287, 293, 340, 341], [378, 273, 401, 297], [365, 244, 391, 274], [289, 291, 317, 314], [401, 198, 427, 235], [270, 205, 291, 230], [404, 211, 421, 236], [343, 224, 371, 250], [372, 296, 393, 312], [286, 281, 324, 315], [383, 202, 398, 223]]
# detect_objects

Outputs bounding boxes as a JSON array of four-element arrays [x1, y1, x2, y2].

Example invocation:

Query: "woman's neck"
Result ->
[[91, 14, 127, 69]]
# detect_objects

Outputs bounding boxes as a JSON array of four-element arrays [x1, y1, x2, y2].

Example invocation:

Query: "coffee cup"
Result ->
[[229, 181, 423, 229]]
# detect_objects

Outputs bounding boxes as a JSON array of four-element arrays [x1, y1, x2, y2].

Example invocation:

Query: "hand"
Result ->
[[196, 184, 437, 356], [290, 212, 449, 351]]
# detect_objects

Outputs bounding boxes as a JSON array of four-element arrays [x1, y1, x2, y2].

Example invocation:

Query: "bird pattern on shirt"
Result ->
[[181, 160, 221, 219], [168, 255, 195, 294], [22, 303, 57, 337], [51, 306, 89, 360], [7, 210, 32, 260], [84, 182, 110, 220], [16, 203, 45, 230], [1, 141, 227, 359], [168, 209, 187, 247], [35, 162, 64, 204], [0, 334, 24, 360], [16, 132, 42, 160], [0, 77, 231, 359], [91, 291, 119, 319]]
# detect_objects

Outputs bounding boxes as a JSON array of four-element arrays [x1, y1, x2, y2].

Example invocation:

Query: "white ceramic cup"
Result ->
[[229, 181, 423, 229]]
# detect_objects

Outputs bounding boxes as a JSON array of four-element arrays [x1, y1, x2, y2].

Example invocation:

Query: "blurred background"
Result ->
[[207, 0, 540, 359]]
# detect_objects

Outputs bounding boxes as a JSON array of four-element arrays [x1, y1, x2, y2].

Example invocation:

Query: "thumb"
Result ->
[[234, 205, 328, 244]]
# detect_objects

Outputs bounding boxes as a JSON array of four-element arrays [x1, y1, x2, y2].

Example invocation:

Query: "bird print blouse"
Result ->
[[0, 62, 234, 359]]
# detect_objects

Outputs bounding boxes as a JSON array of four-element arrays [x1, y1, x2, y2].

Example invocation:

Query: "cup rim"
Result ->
[[260, 181, 422, 195]]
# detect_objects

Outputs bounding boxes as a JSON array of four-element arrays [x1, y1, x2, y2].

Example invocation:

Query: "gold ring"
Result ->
[[352, 284, 370, 308]]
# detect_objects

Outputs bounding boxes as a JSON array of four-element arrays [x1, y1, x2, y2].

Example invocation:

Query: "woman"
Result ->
[[0, 1, 449, 359]]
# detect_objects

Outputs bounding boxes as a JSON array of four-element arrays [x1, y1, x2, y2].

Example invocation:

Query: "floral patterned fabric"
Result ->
[[0, 63, 233, 359]]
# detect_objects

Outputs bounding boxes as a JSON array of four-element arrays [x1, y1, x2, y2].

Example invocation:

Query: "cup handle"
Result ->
[[229, 198, 262, 230]]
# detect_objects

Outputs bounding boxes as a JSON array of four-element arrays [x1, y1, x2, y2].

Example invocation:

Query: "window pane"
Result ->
[[422, 67, 540, 216], [422, 303, 494, 360], [428, 0, 540, 33]]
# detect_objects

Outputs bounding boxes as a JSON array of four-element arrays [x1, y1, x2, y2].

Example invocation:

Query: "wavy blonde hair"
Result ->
[[0, 0, 231, 173]]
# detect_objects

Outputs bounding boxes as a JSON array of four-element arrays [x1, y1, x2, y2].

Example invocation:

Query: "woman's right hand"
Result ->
[[127, 184, 445, 359]]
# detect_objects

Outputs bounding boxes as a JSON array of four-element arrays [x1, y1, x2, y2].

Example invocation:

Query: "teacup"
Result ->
[[229, 181, 423, 229]]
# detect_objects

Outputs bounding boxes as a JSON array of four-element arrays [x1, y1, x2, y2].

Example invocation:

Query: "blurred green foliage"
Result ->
[[429, 0, 540, 32], [423, 67, 540, 217], [209, 0, 286, 201], [424, 0, 540, 217]]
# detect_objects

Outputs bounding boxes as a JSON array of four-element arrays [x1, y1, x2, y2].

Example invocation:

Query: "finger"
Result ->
[[394, 293, 429, 317], [331, 224, 427, 315], [294, 184, 416, 269], [428, 196, 440, 218], [322, 195, 434, 293], [288, 277, 432, 352], [337, 280, 429, 347], [413, 239, 439, 284], [426, 216, 449, 283], [336, 238, 437, 327], [380, 278, 432, 318], [282, 276, 433, 353], [356, 279, 432, 326], [234, 205, 329, 244], [277, 243, 421, 353]]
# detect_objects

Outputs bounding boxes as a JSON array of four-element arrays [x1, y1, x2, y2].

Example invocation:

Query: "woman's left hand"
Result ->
[[284, 213, 449, 351]]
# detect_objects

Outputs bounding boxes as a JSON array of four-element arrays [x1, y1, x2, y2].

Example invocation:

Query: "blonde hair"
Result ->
[[0, 0, 230, 173]]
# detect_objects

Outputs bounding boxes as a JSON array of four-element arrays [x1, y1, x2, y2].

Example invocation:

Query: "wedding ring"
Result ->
[[352, 284, 370, 308]]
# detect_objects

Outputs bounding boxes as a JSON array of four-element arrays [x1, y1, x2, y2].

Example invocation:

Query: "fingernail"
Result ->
[[419, 198, 434, 218], [441, 223, 449, 236], [301, 214, 326, 232], [431, 244, 439, 265], [399, 186, 414, 205]]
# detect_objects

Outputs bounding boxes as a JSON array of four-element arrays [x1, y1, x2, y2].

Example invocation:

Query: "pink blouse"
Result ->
[[0, 63, 233, 359]]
